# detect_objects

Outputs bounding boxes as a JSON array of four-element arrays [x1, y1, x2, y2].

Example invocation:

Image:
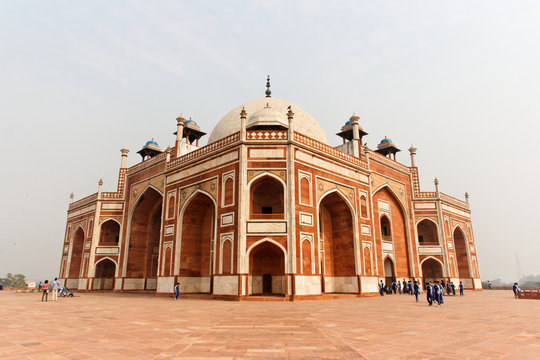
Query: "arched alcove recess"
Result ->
[[417, 219, 439, 245], [319, 191, 356, 286], [68, 227, 85, 279], [250, 176, 284, 219], [421, 258, 443, 285], [221, 240, 232, 274], [301, 240, 312, 274], [383, 257, 395, 286], [163, 247, 172, 276], [363, 247, 372, 275], [249, 241, 285, 295], [126, 187, 163, 287], [360, 196, 368, 218], [167, 195, 175, 219], [224, 177, 234, 206], [94, 258, 116, 290], [373, 187, 411, 279], [453, 227, 471, 279], [380, 215, 392, 240], [100, 220, 120, 245], [300, 177, 310, 204], [180, 192, 215, 292]]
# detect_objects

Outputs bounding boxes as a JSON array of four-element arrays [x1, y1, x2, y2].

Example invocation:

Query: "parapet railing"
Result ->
[[128, 151, 168, 175], [69, 193, 98, 211], [167, 132, 240, 169], [440, 193, 469, 209], [368, 149, 410, 173], [294, 132, 368, 169], [518, 289, 540, 300], [246, 130, 288, 141]]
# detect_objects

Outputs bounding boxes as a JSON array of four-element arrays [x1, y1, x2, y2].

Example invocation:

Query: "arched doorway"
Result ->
[[319, 191, 356, 293], [250, 175, 285, 219], [68, 227, 85, 280], [126, 187, 163, 290], [249, 241, 285, 296], [99, 220, 120, 245], [180, 192, 215, 293], [384, 257, 395, 287], [421, 258, 443, 286], [417, 219, 439, 244], [453, 227, 471, 280], [94, 259, 116, 290]]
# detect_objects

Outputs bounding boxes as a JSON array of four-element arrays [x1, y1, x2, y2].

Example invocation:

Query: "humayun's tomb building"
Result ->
[[59, 80, 481, 299]]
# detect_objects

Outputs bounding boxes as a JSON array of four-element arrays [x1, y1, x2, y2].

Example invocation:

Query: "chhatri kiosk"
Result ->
[[60, 80, 481, 299]]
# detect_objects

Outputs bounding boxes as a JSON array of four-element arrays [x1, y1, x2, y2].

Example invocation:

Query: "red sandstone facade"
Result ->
[[59, 93, 482, 299]]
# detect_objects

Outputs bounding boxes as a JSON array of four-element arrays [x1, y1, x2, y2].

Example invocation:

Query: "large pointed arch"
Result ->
[[453, 225, 472, 280], [93, 257, 117, 290], [248, 172, 286, 220], [174, 189, 217, 293], [247, 238, 287, 296], [68, 226, 86, 280], [317, 188, 359, 293], [174, 189, 218, 276], [372, 185, 414, 278], [122, 186, 163, 290]]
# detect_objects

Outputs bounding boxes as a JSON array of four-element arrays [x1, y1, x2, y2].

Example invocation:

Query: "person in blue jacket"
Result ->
[[397, 281, 402, 295], [438, 283, 444, 305], [451, 282, 456, 296], [425, 282, 433, 306], [413, 281, 420, 302], [379, 280, 385, 296], [459, 281, 464, 296]]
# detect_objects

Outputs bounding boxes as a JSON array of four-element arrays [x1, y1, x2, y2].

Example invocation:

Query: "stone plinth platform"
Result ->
[[0, 290, 538, 359]]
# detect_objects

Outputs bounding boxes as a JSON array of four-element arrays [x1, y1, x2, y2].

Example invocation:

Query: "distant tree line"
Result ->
[[0, 273, 27, 288], [484, 274, 540, 288]]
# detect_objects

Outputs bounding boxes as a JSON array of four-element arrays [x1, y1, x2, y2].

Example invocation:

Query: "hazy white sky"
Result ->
[[1, 1, 538, 282]]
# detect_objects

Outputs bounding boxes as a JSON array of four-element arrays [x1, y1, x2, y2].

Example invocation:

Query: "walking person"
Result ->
[[438, 283, 444, 305], [451, 282, 456, 296], [379, 280, 385, 296], [392, 281, 397, 295], [398, 280, 402, 295], [459, 281, 464, 296], [426, 282, 433, 306], [51, 278, 60, 301], [38, 281, 43, 292], [403, 280, 408, 294], [408, 281, 413, 295], [433, 281, 439, 305], [174, 282, 180, 300], [41, 280, 49, 302], [513, 283, 521, 299], [413, 281, 419, 302]]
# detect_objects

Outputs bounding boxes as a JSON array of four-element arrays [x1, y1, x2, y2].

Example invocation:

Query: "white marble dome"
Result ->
[[208, 97, 329, 144]]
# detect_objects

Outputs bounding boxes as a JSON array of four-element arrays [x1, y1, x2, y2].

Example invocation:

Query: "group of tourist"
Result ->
[[379, 278, 465, 306], [38, 277, 73, 302]]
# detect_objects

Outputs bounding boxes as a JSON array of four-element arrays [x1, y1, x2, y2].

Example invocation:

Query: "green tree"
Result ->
[[0, 273, 27, 287]]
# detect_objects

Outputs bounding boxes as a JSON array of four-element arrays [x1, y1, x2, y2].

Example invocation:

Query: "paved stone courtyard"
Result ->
[[0, 290, 538, 359]]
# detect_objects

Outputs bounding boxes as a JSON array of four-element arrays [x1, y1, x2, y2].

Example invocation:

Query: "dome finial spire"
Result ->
[[265, 75, 271, 97]]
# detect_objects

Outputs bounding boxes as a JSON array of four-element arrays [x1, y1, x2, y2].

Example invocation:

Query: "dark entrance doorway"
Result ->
[[263, 274, 272, 294]]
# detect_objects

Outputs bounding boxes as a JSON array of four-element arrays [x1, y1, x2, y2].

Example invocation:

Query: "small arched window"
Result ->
[[360, 195, 368, 218], [300, 177, 310, 204], [380, 215, 392, 239]]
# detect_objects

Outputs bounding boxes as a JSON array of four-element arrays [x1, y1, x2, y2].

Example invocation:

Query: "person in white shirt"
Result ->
[[51, 278, 60, 301]]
